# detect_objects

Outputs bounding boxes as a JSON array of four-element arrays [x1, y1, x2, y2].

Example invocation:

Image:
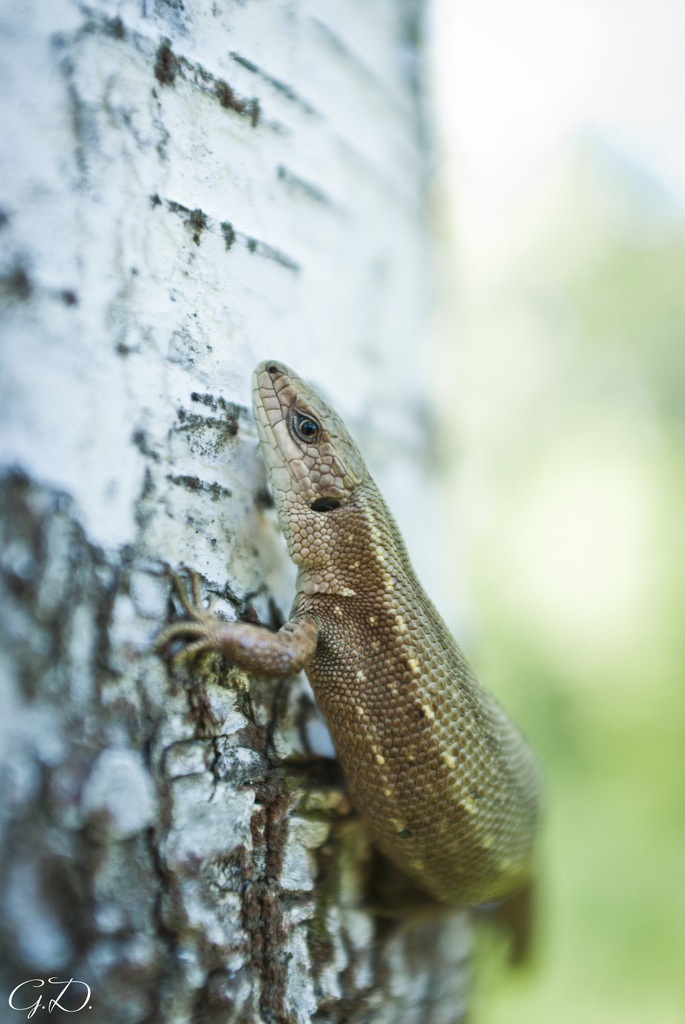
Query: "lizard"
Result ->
[[157, 359, 541, 911]]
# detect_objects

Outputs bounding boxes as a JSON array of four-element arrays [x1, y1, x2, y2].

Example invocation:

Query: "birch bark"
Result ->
[[0, 2, 469, 1021]]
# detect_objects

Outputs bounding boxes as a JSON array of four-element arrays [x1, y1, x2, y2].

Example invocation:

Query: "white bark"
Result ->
[[0, 2, 470, 1021]]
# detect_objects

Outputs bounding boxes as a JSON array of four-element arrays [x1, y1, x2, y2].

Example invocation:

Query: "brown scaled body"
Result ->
[[158, 361, 541, 908]]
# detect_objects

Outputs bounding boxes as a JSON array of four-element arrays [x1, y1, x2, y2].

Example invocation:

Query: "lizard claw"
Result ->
[[168, 637, 219, 668], [182, 570, 217, 613], [154, 569, 221, 662]]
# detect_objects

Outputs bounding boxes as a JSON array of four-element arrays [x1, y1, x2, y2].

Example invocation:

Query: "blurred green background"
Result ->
[[429, 4, 685, 1022]]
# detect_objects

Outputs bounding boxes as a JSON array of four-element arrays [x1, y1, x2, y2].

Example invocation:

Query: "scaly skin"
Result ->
[[158, 360, 541, 907]]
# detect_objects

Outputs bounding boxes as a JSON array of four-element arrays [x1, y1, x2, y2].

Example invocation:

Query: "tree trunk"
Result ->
[[0, 2, 470, 1021]]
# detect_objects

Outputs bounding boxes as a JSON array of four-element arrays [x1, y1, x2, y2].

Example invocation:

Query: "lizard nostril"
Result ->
[[266, 363, 280, 376]]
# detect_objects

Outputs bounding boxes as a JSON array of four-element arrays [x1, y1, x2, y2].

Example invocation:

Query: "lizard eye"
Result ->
[[291, 411, 321, 443]]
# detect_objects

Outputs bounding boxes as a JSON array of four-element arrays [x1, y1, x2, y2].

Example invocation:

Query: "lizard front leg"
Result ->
[[155, 571, 318, 675]]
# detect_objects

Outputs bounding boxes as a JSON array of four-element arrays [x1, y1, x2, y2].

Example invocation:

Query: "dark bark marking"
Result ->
[[190, 392, 241, 435], [230, 51, 321, 117], [188, 207, 207, 245], [215, 79, 260, 127], [277, 164, 336, 208], [104, 16, 125, 40], [243, 785, 294, 1024], [0, 261, 78, 307], [0, 262, 32, 301], [166, 474, 233, 501], [154, 40, 261, 126], [186, 680, 221, 740], [154, 38, 178, 86], [311, 18, 383, 93], [166, 200, 207, 244], [176, 406, 241, 443], [244, 235, 300, 272], [220, 221, 236, 250], [161, 197, 300, 271], [191, 968, 241, 1024], [131, 428, 161, 462]]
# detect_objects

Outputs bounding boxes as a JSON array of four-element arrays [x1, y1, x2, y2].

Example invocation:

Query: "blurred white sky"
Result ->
[[431, 0, 685, 234], [427, 0, 685, 681]]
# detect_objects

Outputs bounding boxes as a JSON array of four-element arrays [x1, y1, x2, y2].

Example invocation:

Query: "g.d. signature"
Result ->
[[8, 978, 92, 1018]]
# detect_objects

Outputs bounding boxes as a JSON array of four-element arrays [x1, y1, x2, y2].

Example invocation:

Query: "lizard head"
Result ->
[[252, 360, 368, 570]]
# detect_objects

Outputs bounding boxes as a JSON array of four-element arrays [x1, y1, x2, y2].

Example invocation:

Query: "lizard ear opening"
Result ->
[[310, 497, 341, 512]]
